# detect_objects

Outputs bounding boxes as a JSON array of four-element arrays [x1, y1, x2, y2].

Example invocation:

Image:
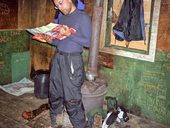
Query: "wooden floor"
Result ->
[[0, 89, 169, 128]]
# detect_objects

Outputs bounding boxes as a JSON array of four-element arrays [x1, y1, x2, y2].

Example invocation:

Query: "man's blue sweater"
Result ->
[[52, 9, 92, 53]]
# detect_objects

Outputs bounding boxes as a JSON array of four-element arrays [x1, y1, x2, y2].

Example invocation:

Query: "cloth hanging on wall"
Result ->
[[113, 0, 146, 42]]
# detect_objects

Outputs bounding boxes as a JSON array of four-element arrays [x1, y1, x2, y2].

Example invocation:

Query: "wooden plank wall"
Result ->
[[0, 0, 55, 29], [18, 0, 32, 29], [29, 0, 56, 71], [0, 0, 18, 29], [157, 0, 170, 52]]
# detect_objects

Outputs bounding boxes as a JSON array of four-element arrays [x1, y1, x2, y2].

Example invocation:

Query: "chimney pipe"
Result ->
[[86, 0, 103, 81]]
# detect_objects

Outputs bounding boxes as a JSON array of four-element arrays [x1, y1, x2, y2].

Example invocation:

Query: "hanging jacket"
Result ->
[[113, 0, 146, 42]]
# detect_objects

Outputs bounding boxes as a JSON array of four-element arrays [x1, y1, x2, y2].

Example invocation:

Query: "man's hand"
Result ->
[[42, 34, 54, 43], [59, 25, 71, 37], [35, 33, 54, 43]]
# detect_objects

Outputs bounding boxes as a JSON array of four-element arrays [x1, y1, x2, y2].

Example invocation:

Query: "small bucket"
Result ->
[[33, 70, 50, 99]]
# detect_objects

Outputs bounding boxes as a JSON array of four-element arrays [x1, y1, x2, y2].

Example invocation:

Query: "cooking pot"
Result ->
[[33, 70, 50, 99]]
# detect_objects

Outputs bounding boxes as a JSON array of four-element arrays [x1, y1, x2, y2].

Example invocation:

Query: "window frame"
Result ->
[[99, 0, 161, 62]]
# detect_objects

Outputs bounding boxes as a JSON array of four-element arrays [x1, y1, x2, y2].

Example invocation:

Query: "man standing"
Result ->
[[46, 0, 92, 127]]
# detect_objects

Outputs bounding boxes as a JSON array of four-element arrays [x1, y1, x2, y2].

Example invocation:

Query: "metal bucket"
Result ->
[[82, 89, 107, 113], [81, 80, 107, 113]]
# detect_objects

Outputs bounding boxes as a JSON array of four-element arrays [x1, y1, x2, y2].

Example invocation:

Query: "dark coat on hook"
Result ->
[[113, 0, 146, 42]]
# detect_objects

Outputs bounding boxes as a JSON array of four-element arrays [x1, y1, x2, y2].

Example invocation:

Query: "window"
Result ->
[[99, 0, 161, 62]]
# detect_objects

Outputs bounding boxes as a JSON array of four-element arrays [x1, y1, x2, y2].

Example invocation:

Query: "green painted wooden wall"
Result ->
[[0, 30, 30, 84], [98, 50, 170, 125]]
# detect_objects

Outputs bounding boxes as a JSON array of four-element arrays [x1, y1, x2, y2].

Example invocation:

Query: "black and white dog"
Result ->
[[102, 106, 129, 128]]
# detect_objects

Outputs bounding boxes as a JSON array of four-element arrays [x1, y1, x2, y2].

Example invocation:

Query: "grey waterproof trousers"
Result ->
[[49, 51, 86, 128]]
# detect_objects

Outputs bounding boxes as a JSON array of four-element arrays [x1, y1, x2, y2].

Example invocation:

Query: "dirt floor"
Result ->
[[0, 89, 169, 128]]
